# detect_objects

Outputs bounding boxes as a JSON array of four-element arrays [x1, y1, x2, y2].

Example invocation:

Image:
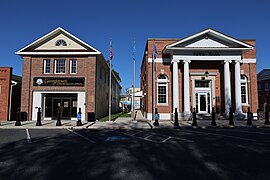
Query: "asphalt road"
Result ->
[[0, 127, 270, 180]]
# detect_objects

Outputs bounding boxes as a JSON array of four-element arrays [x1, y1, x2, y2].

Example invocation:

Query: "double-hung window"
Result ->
[[55, 59, 66, 74], [157, 74, 168, 105], [241, 75, 248, 104], [70, 59, 77, 74], [43, 59, 51, 74]]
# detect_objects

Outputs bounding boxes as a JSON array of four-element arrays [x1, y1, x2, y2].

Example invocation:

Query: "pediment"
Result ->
[[165, 28, 253, 51], [16, 27, 101, 55]]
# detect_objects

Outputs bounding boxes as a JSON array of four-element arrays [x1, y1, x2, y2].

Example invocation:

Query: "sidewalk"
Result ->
[[0, 117, 269, 129]]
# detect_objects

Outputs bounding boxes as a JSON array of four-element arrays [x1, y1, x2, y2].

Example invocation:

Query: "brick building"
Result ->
[[0, 67, 22, 120], [16, 27, 121, 121], [257, 69, 270, 109], [140, 28, 258, 120]]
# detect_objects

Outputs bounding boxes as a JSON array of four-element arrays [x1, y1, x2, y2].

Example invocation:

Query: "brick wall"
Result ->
[[0, 67, 12, 120]]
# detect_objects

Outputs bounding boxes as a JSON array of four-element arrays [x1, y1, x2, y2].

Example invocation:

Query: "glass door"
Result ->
[[198, 93, 208, 113], [52, 98, 62, 119], [62, 99, 71, 119]]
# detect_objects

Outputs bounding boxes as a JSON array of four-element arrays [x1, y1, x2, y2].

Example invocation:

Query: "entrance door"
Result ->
[[52, 98, 71, 120], [52, 99, 62, 119], [62, 99, 71, 119], [198, 93, 208, 113]]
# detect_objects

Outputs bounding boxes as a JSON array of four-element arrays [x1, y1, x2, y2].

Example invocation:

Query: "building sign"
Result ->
[[33, 77, 85, 86], [193, 52, 220, 56]]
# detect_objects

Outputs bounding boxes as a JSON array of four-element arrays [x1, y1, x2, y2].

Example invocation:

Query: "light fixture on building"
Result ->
[[204, 71, 209, 77]]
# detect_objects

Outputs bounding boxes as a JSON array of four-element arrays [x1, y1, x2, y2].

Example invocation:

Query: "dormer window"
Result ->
[[55, 39, 67, 46]]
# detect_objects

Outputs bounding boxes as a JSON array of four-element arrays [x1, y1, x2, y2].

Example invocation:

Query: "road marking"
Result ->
[[67, 129, 95, 143], [25, 129, 31, 144], [182, 129, 257, 142]]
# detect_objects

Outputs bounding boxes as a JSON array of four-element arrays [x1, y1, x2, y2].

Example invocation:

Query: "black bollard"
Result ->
[[15, 108, 21, 126], [36, 107, 42, 126], [192, 107, 197, 126], [247, 107, 253, 125], [229, 107, 234, 126], [153, 108, 159, 126], [77, 108, 82, 126], [265, 108, 269, 125], [211, 107, 216, 126], [174, 108, 179, 127], [56, 107, 62, 126]]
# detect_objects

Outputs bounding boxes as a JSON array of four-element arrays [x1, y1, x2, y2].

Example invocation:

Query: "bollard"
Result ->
[[174, 108, 179, 127], [229, 107, 234, 126], [265, 108, 269, 125], [56, 107, 62, 126], [211, 107, 216, 126], [15, 108, 21, 126], [77, 108, 82, 126], [192, 107, 197, 126], [153, 108, 159, 126], [247, 107, 253, 125], [36, 107, 42, 126]]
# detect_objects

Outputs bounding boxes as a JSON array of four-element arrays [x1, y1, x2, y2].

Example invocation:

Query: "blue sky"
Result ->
[[1, 0, 269, 92]]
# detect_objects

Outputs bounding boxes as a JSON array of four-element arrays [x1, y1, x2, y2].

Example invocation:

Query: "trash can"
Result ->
[[88, 112, 95, 122]]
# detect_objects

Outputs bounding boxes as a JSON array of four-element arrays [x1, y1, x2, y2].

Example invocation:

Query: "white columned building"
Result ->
[[142, 28, 257, 120]]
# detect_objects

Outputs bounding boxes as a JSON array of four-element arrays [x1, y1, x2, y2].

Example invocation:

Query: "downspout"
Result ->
[[9, 81, 17, 120]]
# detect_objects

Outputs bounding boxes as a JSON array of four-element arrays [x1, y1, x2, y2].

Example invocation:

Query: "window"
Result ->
[[70, 59, 77, 74], [55, 39, 67, 46], [195, 80, 210, 88], [44, 59, 50, 74], [157, 74, 168, 104], [55, 59, 66, 74], [241, 75, 248, 104]]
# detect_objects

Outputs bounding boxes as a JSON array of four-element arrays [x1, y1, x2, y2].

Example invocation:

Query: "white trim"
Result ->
[[190, 72, 217, 76], [16, 52, 101, 55], [43, 59, 51, 74], [32, 91, 86, 121], [173, 55, 242, 61], [70, 59, 77, 74], [147, 113, 171, 120], [242, 58, 256, 63], [167, 29, 253, 49], [16, 27, 101, 54], [148, 58, 170, 63], [54, 59, 66, 74]]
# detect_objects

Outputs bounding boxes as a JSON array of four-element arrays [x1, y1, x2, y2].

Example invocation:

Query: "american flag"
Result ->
[[110, 40, 113, 60]]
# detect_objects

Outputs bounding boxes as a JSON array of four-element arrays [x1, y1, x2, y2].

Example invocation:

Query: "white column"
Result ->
[[172, 60, 179, 112], [234, 60, 243, 115], [224, 60, 232, 115], [183, 60, 191, 115]]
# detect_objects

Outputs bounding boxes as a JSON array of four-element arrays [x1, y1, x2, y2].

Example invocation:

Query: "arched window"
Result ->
[[241, 75, 248, 104], [55, 39, 68, 46], [157, 74, 168, 104]]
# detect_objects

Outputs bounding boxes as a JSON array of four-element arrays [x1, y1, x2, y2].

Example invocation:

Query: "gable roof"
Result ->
[[257, 69, 270, 81], [16, 27, 101, 55], [164, 28, 253, 53]]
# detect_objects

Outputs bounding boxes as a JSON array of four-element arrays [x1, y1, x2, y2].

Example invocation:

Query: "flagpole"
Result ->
[[132, 39, 136, 119], [109, 57, 112, 121], [152, 50, 155, 121], [109, 40, 112, 121]]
